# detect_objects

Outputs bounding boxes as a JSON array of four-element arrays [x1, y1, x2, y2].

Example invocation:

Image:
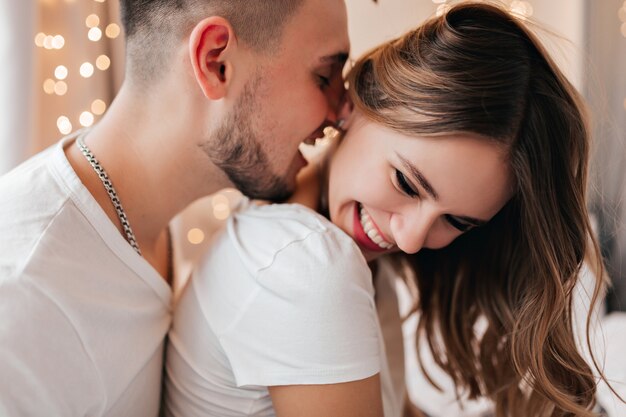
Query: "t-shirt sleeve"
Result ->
[[218, 228, 381, 387]]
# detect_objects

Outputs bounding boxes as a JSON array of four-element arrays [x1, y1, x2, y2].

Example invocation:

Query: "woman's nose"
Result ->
[[390, 207, 437, 255]]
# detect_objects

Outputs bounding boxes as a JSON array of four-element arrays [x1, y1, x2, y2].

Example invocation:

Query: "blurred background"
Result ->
[[1, 0, 625, 310]]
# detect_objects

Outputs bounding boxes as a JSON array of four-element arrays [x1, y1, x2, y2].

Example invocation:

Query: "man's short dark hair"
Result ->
[[119, 0, 305, 83]]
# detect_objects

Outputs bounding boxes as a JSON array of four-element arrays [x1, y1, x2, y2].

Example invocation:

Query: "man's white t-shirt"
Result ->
[[0, 134, 172, 417], [164, 201, 403, 417]]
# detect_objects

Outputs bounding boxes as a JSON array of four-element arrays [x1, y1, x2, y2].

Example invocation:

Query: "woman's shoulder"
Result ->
[[233, 199, 331, 234], [189, 200, 377, 362], [223, 200, 367, 275]]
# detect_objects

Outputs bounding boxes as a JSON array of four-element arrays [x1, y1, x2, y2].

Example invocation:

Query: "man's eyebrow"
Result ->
[[319, 52, 349, 66], [397, 153, 440, 201]]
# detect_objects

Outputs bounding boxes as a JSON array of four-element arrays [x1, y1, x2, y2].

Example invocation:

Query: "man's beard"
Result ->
[[201, 78, 292, 202]]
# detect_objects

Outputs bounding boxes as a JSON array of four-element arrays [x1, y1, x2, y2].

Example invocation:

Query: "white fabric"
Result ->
[[373, 259, 407, 415], [164, 201, 402, 417], [574, 268, 626, 417], [0, 134, 172, 417], [595, 312, 626, 417]]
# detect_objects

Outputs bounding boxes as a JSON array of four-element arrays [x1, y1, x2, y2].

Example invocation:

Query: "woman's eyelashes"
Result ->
[[395, 169, 419, 197], [445, 215, 473, 232], [395, 168, 473, 233]]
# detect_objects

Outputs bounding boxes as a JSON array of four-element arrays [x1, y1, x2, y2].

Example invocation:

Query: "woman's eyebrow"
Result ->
[[397, 153, 439, 201]]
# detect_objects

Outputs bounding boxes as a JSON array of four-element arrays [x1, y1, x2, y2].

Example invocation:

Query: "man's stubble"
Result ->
[[200, 75, 292, 202]]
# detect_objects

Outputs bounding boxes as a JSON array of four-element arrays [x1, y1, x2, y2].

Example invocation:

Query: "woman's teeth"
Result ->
[[359, 205, 394, 250]]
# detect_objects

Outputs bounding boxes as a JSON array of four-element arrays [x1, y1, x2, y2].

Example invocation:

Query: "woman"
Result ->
[[164, 3, 608, 416]]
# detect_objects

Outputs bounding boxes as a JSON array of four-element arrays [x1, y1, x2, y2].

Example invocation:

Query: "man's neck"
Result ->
[[64, 86, 230, 279]]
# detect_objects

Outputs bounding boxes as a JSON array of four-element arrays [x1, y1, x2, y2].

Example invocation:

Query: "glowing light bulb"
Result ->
[[34, 32, 46, 47], [79, 111, 95, 127], [80, 62, 95, 78], [105, 23, 121, 39], [187, 228, 205, 245], [212, 194, 229, 207], [88, 27, 102, 42], [213, 203, 230, 220], [85, 14, 100, 28], [43, 35, 54, 50], [91, 99, 107, 115], [43, 79, 56, 95], [57, 116, 72, 135], [436, 4, 451, 17], [52, 35, 65, 49], [54, 81, 68, 96], [54, 65, 68, 80], [510, 1, 534, 19], [96, 55, 111, 71]]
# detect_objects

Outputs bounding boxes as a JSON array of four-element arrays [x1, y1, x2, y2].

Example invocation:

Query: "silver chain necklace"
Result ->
[[76, 133, 142, 256]]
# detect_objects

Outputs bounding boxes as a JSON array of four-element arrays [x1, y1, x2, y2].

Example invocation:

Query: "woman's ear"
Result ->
[[188, 16, 235, 100]]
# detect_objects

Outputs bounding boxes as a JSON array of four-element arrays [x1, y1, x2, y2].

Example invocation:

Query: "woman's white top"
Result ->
[[163, 200, 403, 417]]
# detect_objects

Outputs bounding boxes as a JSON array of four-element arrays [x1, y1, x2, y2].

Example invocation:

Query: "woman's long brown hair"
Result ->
[[348, 3, 610, 416]]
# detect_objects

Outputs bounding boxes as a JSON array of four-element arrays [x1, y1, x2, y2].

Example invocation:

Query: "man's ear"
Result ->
[[189, 16, 235, 100]]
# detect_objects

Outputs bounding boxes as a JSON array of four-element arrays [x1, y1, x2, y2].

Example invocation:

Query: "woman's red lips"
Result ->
[[352, 203, 388, 252]]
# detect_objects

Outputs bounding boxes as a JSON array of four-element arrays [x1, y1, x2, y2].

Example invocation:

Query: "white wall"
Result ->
[[0, 2, 35, 175], [344, 0, 434, 58], [531, 0, 585, 90], [344, 0, 585, 90]]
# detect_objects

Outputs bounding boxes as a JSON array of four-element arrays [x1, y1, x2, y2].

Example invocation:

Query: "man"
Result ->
[[0, 0, 349, 415]]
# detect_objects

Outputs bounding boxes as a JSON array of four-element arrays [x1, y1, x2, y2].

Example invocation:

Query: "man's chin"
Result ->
[[234, 177, 293, 203]]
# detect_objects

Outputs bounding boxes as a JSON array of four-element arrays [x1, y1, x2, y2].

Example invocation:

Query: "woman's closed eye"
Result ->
[[395, 169, 474, 233], [395, 169, 419, 198], [445, 215, 473, 233]]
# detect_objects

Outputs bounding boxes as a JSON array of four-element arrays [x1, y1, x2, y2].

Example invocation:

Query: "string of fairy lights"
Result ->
[[34, 0, 121, 135], [185, 192, 239, 245], [31, 0, 237, 249]]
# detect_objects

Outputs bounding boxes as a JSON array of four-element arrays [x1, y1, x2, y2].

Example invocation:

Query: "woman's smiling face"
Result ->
[[327, 112, 514, 261]]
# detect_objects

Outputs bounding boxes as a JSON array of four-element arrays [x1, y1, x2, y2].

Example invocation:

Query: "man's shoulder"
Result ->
[[0, 148, 74, 277], [0, 144, 67, 215], [0, 143, 56, 185]]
